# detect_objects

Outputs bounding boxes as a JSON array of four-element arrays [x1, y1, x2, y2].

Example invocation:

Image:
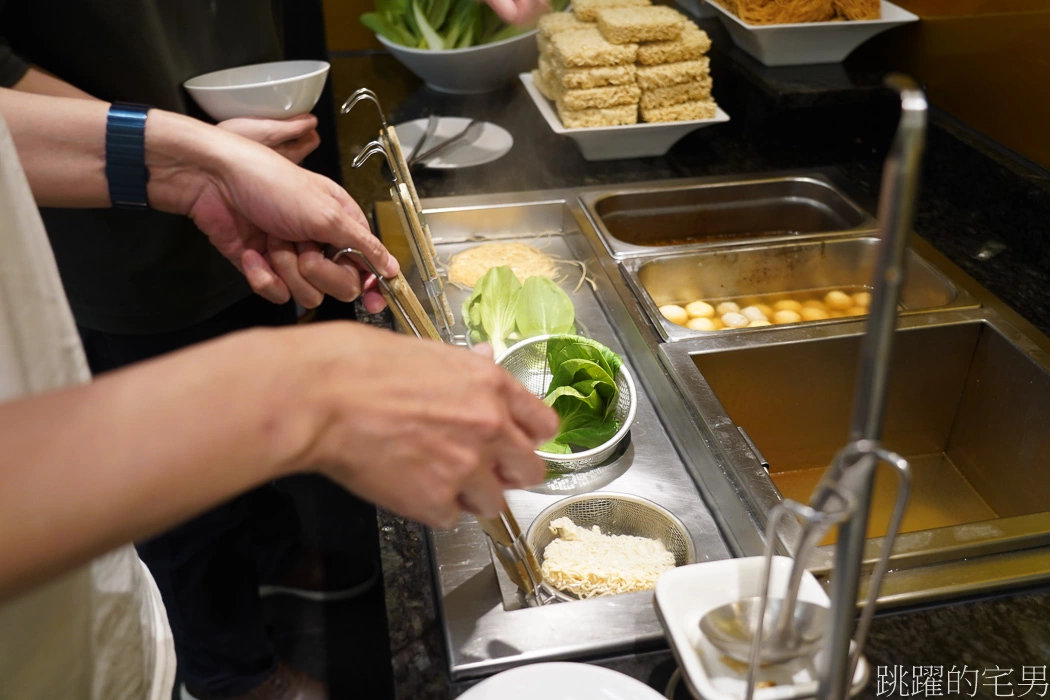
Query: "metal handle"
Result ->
[[408, 118, 481, 167], [817, 74, 927, 700], [746, 490, 855, 700], [477, 511, 563, 607]]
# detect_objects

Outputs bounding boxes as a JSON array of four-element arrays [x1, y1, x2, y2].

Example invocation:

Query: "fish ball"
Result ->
[[740, 305, 768, 323], [827, 309, 847, 318], [773, 299, 802, 313], [748, 320, 772, 327], [773, 309, 802, 324], [721, 311, 750, 328], [800, 306, 830, 321], [716, 301, 740, 316], [845, 306, 868, 316], [686, 317, 717, 331], [802, 299, 826, 310], [685, 300, 715, 318], [825, 290, 853, 310], [710, 317, 725, 330], [852, 291, 872, 308], [755, 303, 774, 318], [660, 304, 689, 325]]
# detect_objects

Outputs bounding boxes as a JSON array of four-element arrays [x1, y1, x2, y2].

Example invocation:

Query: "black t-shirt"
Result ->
[[0, 0, 286, 333]]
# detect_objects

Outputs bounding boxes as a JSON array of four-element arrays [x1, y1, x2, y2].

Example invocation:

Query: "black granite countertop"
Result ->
[[328, 34, 1050, 699]]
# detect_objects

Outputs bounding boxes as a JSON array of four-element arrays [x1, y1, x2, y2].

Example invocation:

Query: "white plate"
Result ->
[[654, 556, 870, 700], [706, 0, 919, 66], [392, 117, 513, 169], [520, 73, 730, 161], [459, 662, 666, 700]]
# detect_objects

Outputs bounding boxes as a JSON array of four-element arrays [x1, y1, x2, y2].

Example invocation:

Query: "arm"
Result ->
[[0, 87, 388, 310], [0, 323, 558, 602], [12, 65, 96, 100]]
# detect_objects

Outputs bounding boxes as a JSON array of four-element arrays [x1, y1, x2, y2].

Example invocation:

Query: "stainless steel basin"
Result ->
[[623, 237, 974, 341], [660, 314, 1050, 604], [580, 174, 875, 257]]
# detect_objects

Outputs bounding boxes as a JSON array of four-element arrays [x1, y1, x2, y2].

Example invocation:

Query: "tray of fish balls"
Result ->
[[616, 237, 905, 342]]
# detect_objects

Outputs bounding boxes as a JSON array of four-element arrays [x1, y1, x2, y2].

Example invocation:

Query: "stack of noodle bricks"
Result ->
[[531, 1, 718, 127]]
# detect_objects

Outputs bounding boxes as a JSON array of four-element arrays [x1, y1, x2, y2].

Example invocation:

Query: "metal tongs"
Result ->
[[340, 89, 455, 341], [338, 89, 557, 606], [477, 513, 567, 606]]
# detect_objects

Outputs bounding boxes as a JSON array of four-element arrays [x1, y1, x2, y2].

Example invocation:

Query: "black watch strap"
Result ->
[[105, 103, 151, 209]]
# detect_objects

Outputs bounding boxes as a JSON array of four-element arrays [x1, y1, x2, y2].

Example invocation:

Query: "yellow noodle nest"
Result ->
[[447, 242, 559, 288]]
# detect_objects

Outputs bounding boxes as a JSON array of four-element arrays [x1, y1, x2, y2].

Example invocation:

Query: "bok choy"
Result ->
[[463, 266, 575, 356], [539, 335, 623, 454], [361, 0, 569, 50]]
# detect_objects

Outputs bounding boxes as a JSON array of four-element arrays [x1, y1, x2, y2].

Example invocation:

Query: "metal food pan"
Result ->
[[579, 174, 875, 257], [622, 236, 974, 342]]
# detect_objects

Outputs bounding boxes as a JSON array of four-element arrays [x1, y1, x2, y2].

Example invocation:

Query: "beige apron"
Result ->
[[0, 112, 176, 699]]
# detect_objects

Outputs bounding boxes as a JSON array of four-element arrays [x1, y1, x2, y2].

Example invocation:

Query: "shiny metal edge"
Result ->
[[576, 170, 878, 259]]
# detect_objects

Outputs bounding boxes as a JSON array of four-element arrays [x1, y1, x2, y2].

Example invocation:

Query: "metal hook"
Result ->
[[339, 88, 387, 126], [352, 140, 394, 170]]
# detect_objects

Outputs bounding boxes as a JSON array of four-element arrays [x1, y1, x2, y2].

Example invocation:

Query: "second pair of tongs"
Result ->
[[477, 512, 566, 607]]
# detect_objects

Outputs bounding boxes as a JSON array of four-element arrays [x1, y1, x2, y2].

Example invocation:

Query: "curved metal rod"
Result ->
[[328, 247, 421, 339], [339, 88, 387, 126], [352, 140, 394, 171], [846, 444, 911, 691], [746, 486, 856, 700]]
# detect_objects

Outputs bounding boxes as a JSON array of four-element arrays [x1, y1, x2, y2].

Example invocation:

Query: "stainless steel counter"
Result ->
[[374, 170, 1050, 683]]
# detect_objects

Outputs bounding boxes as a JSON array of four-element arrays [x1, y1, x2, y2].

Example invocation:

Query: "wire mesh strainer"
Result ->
[[526, 493, 696, 579], [497, 334, 637, 472]]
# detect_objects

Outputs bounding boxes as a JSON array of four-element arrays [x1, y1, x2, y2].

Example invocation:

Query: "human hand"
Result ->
[[287, 324, 558, 529], [146, 112, 398, 310], [483, 0, 549, 25], [217, 114, 321, 165]]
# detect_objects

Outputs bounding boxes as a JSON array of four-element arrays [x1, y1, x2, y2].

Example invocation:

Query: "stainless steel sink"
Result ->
[[579, 173, 875, 257], [660, 311, 1050, 605], [623, 236, 975, 342]]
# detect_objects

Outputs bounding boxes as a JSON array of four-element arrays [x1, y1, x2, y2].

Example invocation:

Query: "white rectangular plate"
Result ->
[[655, 556, 870, 700], [520, 72, 730, 161], [706, 0, 919, 66]]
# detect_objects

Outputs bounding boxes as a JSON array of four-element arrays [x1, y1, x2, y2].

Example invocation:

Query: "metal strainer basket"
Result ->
[[525, 493, 696, 578], [497, 334, 637, 472]]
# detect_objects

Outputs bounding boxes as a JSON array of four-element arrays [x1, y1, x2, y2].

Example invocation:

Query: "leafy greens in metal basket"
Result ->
[[539, 335, 623, 455]]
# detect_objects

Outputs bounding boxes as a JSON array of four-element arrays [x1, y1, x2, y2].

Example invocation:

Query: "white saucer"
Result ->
[[459, 662, 665, 700], [393, 117, 513, 169]]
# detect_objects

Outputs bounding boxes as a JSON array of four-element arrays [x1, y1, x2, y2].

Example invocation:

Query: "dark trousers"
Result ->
[[79, 295, 301, 696]]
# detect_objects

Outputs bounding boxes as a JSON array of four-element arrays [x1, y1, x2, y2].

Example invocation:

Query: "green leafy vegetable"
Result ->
[[516, 276, 575, 340], [463, 266, 575, 356], [362, 0, 569, 49], [539, 335, 623, 453]]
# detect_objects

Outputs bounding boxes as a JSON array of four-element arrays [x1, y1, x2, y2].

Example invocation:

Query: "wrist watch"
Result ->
[[105, 103, 151, 209]]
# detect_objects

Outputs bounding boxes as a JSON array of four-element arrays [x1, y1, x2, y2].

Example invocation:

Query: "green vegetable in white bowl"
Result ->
[[361, 0, 563, 50]]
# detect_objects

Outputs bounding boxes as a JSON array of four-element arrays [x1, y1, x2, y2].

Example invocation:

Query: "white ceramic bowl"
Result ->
[[706, 0, 919, 67], [520, 72, 730, 161], [377, 32, 538, 94], [183, 60, 330, 121]]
